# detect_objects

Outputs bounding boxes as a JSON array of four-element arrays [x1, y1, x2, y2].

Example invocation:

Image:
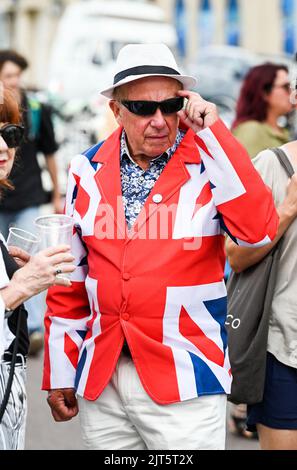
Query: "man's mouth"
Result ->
[[147, 135, 168, 140]]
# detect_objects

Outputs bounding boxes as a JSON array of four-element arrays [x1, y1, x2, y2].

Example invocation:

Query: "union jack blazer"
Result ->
[[42, 119, 278, 404]]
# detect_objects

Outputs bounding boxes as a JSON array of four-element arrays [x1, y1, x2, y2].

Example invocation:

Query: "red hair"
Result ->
[[232, 63, 289, 130], [0, 87, 21, 124], [0, 87, 21, 191]]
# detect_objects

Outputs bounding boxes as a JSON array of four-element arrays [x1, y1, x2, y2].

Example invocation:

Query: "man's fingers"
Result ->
[[64, 389, 78, 408], [51, 409, 74, 422], [177, 110, 202, 133], [47, 397, 77, 421], [186, 100, 207, 122], [51, 409, 67, 422], [178, 109, 197, 127], [177, 90, 219, 131], [178, 89, 202, 100]]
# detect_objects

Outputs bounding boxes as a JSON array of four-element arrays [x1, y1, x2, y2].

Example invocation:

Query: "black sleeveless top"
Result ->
[[0, 240, 29, 357]]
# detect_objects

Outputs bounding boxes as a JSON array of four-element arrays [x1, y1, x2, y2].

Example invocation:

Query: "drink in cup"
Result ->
[[34, 214, 74, 279]]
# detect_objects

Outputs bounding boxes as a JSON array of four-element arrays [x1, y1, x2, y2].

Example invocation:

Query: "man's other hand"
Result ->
[[47, 388, 78, 421]]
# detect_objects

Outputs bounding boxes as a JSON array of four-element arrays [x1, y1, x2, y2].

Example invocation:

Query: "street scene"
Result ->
[[0, 0, 297, 453]]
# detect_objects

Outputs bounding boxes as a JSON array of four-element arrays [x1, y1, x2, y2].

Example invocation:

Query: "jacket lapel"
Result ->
[[92, 126, 127, 238]]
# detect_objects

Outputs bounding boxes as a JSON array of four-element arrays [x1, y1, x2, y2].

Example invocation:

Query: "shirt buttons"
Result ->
[[122, 272, 131, 281], [152, 193, 163, 203], [122, 313, 130, 321]]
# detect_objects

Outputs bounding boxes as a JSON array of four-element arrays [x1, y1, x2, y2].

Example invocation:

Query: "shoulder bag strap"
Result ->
[[268, 147, 295, 256], [271, 147, 295, 178]]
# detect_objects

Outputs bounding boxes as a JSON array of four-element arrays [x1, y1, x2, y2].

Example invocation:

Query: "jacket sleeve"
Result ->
[[194, 119, 279, 247], [42, 157, 90, 390]]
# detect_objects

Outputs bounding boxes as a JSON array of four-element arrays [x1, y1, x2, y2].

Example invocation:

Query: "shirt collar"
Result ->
[[120, 129, 185, 166]]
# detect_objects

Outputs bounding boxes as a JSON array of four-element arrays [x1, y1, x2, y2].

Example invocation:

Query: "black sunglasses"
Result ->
[[0, 124, 25, 148], [121, 97, 184, 116]]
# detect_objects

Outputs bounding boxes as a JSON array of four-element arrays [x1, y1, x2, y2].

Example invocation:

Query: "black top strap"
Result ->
[[271, 147, 295, 178], [0, 239, 29, 357], [0, 239, 19, 279]]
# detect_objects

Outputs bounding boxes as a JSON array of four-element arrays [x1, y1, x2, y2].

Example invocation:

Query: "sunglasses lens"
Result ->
[[1, 125, 24, 148], [122, 97, 184, 116], [160, 97, 184, 114], [127, 101, 157, 116]]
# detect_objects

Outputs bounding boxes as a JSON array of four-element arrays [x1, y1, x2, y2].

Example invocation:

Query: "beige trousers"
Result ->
[[77, 354, 227, 450]]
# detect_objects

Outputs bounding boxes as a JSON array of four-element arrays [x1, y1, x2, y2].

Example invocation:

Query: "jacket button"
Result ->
[[122, 313, 130, 321], [122, 272, 131, 280]]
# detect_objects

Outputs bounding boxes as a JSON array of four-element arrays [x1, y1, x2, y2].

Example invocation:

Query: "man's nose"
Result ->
[[150, 108, 166, 128]]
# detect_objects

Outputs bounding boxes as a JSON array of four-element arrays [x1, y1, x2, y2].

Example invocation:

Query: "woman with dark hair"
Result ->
[[232, 63, 293, 158], [0, 88, 75, 449]]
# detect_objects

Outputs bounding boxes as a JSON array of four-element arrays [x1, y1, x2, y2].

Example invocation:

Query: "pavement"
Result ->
[[25, 353, 260, 450]]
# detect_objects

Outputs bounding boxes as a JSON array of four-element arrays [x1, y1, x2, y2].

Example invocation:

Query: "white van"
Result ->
[[48, 1, 177, 101]]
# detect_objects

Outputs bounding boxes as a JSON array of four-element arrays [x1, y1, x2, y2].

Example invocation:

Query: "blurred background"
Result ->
[[0, 0, 297, 450], [1, 0, 297, 195]]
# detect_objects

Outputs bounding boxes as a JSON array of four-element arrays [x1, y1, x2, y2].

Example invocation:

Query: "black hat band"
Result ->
[[113, 65, 180, 85]]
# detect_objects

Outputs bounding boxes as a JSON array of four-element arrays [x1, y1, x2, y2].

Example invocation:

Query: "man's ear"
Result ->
[[109, 100, 122, 126]]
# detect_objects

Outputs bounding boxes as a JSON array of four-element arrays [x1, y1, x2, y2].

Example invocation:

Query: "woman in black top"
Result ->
[[0, 88, 75, 449]]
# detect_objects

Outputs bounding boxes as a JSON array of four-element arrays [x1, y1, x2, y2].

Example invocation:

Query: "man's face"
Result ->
[[110, 77, 182, 159], [0, 61, 23, 92]]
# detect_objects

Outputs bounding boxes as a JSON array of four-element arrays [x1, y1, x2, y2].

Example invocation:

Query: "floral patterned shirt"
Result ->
[[120, 129, 185, 229]]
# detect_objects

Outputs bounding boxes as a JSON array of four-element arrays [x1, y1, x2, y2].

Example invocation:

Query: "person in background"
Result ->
[[226, 131, 297, 449], [228, 62, 294, 438], [0, 50, 63, 355], [0, 87, 75, 449], [232, 63, 293, 159], [44, 44, 278, 450]]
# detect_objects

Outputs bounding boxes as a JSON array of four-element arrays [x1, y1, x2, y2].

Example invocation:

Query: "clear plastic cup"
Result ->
[[7, 227, 40, 255], [34, 214, 74, 279]]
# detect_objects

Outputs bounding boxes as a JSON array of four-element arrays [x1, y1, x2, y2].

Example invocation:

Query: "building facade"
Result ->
[[0, 0, 76, 87], [158, 0, 297, 61]]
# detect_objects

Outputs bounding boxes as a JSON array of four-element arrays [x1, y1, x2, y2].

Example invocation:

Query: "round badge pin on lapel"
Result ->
[[152, 194, 163, 203]]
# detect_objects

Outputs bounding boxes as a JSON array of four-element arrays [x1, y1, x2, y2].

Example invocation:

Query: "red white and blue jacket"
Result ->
[[42, 120, 278, 404]]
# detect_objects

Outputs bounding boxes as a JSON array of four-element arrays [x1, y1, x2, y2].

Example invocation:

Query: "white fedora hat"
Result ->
[[100, 43, 197, 99]]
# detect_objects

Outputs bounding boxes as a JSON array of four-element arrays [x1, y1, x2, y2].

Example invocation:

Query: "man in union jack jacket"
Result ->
[[44, 44, 278, 450]]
